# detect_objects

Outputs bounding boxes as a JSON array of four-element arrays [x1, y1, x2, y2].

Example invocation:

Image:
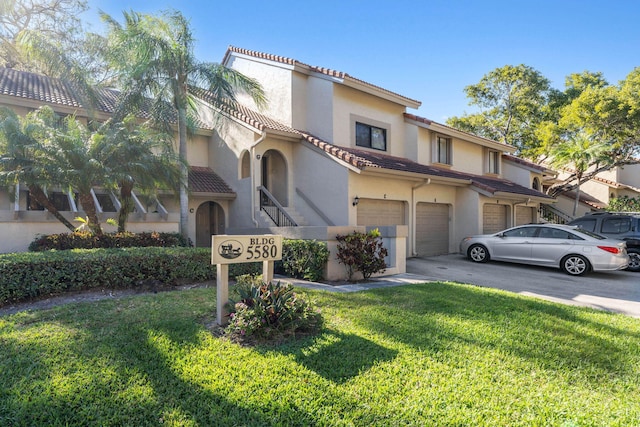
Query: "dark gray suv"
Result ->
[[568, 212, 640, 272]]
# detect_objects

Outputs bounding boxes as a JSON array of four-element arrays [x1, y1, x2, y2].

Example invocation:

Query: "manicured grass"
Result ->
[[1, 282, 639, 426]]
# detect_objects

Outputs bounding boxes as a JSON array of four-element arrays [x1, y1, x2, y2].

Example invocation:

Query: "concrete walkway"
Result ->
[[278, 273, 433, 293]]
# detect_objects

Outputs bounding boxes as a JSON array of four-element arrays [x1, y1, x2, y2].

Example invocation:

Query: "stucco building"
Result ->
[[0, 46, 555, 279]]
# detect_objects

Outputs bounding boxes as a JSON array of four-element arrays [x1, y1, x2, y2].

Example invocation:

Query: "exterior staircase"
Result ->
[[258, 206, 308, 227], [539, 204, 573, 224]]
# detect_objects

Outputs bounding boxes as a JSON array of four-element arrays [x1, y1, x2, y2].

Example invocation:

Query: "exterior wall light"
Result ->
[[256, 154, 261, 160], [352, 196, 360, 206]]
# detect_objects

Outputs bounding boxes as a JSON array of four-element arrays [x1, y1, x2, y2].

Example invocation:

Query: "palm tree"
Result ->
[[102, 9, 266, 239], [41, 116, 109, 235], [550, 131, 609, 217], [0, 106, 76, 231], [96, 115, 183, 232]]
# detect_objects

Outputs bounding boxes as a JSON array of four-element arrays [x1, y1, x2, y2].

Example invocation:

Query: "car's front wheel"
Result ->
[[468, 244, 489, 263], [561, 254, 590, 276], [626, 250, 640, 272]]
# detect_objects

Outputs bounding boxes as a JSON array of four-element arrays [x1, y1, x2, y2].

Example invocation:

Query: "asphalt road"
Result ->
[[406, 254, 640, 318]]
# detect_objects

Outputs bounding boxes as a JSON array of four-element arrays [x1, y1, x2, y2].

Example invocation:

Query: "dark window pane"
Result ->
[[356, 122, 370, 147], [602, 218, 631, 234]]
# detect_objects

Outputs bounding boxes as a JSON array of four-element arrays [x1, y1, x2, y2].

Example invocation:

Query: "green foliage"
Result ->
[[28, 231, 191, 251], [277, 239, 329, 281], [607, 196, 640, 212], [336, 228, 388, 280], [226, 275, 322, 341], [1, 283, 640, 425], [446, 64, 552, 155], [0, 247, 215, 305]]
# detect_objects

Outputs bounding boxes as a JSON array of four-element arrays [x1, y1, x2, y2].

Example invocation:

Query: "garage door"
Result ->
[[483, 204, 507, 234], [515, 206, 536, 226], [357, 199, 405, 226], [416, 202, 450, 256]]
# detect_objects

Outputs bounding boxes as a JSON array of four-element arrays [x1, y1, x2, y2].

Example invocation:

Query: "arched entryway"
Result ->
[[195, 201, 225, 247], [261, 150, 288, 206]]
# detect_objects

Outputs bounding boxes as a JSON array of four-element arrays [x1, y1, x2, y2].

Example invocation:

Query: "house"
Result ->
[[545, 164, 640, 220], [0, 47, 554, 279]]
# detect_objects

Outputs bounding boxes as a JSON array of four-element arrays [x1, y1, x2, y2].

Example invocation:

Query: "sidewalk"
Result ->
[[276, 273, 434, 293]]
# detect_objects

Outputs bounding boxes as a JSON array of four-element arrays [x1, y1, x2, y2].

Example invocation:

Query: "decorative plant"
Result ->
[[226, 275, 321, 341], [335, 228, 388, 281]]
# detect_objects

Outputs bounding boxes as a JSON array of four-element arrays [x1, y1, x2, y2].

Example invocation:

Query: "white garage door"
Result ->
[[357, 199, 406, 226], [483, 204, 507, 234], [515, 206, 536, 226], [416, 202, 450, 256]]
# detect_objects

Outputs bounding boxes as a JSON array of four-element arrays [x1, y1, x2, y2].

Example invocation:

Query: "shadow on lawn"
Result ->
[[328, 282, 640, 379], [0, 299, 300, 426], [266, 330, 398, 384]]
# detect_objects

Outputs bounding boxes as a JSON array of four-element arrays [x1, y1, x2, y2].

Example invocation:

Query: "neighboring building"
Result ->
[[548, 163, 640, 219], [0, 47, 554, 279]]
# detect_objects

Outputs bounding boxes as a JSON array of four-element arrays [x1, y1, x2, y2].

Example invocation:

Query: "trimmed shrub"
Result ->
[[336, 228, 388, 280], [28, 231, 191, 251], [0, 247, 215, 305], [277, 239, 329, 281], [226, 275, 322, 341]]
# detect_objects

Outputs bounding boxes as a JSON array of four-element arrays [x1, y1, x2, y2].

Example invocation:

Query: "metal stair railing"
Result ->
[[539, 203, 573, 224], [258, 186, 298, 227]]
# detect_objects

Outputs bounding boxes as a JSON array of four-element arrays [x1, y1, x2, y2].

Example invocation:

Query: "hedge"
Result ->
[[1, 239, 330, 306], [0, 248, 262, 306], [28, 231, 191, 251]]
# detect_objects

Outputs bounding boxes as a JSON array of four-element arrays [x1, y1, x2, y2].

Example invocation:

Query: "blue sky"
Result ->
[[83, 0, 640, 122]]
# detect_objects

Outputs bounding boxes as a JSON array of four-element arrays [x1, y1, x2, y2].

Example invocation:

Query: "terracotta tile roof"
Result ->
[[0, 67, 211, 129], [502, 154, 552, 173], [560, 190, 606, 210], [404, 112, 514, 149], [188, 166, 234, 194], [301, 136, 553, 199], [211, 100, 552, 200], [225, 46, 421, 107]]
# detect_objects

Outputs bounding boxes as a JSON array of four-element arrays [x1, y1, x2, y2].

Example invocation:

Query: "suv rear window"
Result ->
[[570, 218, 596, 232], [601, 217, 632, 234]]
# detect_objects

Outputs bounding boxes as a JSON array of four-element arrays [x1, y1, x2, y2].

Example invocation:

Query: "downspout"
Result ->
[[411, 178, 431, 256], [251, 132, 267, 227]]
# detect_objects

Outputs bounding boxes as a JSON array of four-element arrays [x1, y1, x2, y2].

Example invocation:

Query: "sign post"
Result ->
[[212, 234, 283, 325]]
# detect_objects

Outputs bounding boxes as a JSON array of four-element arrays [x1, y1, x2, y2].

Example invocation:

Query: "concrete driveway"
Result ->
[[407, 254, 640, 318]]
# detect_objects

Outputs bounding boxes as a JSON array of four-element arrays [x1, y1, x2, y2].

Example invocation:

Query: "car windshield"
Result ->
[[571, 227, 607, 240]]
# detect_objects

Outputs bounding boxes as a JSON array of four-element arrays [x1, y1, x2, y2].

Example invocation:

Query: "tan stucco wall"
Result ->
[[225, 55, 294, 126], [333, 84, 408, 157]]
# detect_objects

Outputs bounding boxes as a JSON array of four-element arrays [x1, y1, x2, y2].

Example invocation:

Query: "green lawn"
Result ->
[[1, 282, 639, 426]]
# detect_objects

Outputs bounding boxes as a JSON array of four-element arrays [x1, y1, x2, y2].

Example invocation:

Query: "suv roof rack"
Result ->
[[585, 211, 640, 216]]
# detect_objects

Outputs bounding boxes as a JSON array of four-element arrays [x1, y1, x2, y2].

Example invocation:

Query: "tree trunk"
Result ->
[[27, 184, 76, 231], [573, 185, 581, 217], [118, 181, 134, 233], [78, 192, 103, 236], [177, 105, 189, 240]]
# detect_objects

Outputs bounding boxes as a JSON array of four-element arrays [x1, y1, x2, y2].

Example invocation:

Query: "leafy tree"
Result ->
[[548, 131, 609, 216], [0, 106, 76, 231], [541, 70, 640, 201], [607, 196, 640, 212], [0, 0, 88, 71], [96, 115, 183, 232], [102, 9, 266, 239], [446, 64, 552, 156]]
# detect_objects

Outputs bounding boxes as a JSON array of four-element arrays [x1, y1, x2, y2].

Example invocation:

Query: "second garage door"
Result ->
[[483, 204, 507, 234], [416, 202, 450, 256], [357, 199, 406, 226], [515, 206, 536, 226]]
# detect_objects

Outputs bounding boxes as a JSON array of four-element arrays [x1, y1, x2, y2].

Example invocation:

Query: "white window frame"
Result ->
[[486, 149, 500, 175]]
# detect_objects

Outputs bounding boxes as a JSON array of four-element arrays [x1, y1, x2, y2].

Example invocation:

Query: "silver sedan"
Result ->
[[459, 224, 629, 276]]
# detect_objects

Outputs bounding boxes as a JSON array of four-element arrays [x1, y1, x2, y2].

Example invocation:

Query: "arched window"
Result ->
[[532, 177, 540, 191], [240, 151, 250, 179]]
